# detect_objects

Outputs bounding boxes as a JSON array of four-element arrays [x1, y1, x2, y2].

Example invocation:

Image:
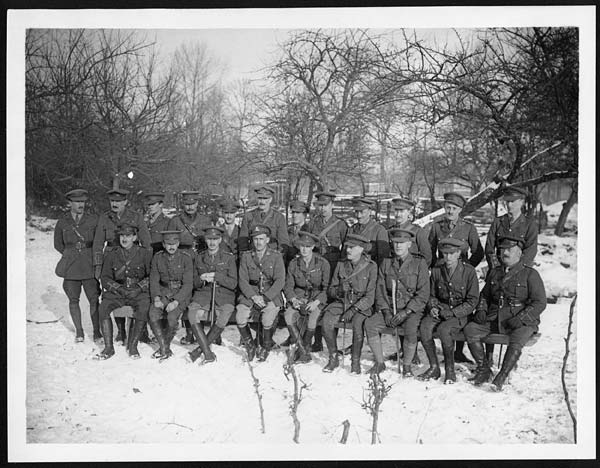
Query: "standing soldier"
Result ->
[[187, 226, 238, 364], [147, 230, 194, 360], [304, 190, 348, 352], [350, 197, 390, 267], [390, 196, 432, 266], [168, 190, 213, 345], [418, 238, 479, 383], [485, 186, 538, 270], [464, 235, 546, 391], [93, 188, 152, 345], [238, 185, 290, 256], [54, 189, 101, 342], [236, 225, 286, 362], [286, 200, 310, 265], [428, 191, 484, 364], [219, 198, 241, 259], [321, 234, 377, 374], [365, 228, 429, 376], [144, 191, 170, 254], [283, 231, 331, 364], [95, 223, 152, 360]]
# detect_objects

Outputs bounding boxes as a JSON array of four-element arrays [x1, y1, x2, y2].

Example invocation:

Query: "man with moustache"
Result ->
[[463, 235, 546, 391], [350, 197, 390, 267], [95, 223, 153, 360], [93, 188, 152, 345], [390, 196, 432, 266], [54, 189, 101, 342], [147, 230, 194, 361], [236, 225, 286, 362], [168, 190, 213, 345], [187, 226, 238, 364], [238, 185, 290, 256]]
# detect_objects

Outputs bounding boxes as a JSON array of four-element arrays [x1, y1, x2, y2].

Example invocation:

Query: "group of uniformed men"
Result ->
[[54, 183, 546, 391]]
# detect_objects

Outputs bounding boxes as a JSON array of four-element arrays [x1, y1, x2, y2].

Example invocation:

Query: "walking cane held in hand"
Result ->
[[392, 279, 401, 373]]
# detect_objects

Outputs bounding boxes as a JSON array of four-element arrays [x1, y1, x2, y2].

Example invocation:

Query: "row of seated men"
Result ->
[[54, 185, 543, 391]]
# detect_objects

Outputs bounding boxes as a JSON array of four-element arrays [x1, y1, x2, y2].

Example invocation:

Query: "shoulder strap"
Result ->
[[318, 218, 342, 241]]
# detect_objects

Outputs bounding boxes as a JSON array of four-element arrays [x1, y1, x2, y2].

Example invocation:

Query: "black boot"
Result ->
[[149, 320, 169, 359], [412, 342, 422, 365], [180, 320, 196, 345], [90, 299, 102, 341], [95, 319, 115, 360], [491, 346, 522, 391], [454, 340, 474, 364], [443, 344, 456, 384], [207, 324, 224, 345], [287, 324, 311, 364], [323, 354, 339, 373], [159, 324, 177, 361], [126, 319, 135, 353], [115, 317, 127, 345], [322, 327, 339, 372], [368, 362, 386, 375], [417, 340, 441, 381], [311, 326, 324, 352], [138, 323, 153, 344], [296, 329, 314, 364], [128, 319, 146, 359], [238, 325, 256, 361], [468, 341, 492, 386], [350, 337, 363, 374], [257, 327, 274, 362], [189, 322, 216, 363]]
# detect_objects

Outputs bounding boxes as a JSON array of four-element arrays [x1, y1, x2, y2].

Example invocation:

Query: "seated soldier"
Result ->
[[463, 235, 547, 391], [321, 234, 377, 374], [283, 231, 330, 364], [95, 223, 152, 360], [147, 230, 194, 361], [236, 225, 286, 362], [365, 228, 429, 376], [187, 226, 238, 364], [418, 237, 479, 383]]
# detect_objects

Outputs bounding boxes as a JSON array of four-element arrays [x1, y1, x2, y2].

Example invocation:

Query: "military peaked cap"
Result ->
[[295, 231, 319, 247], [389, 227, 415, 243], [502, 186, 528, 201], [116, 223, 137, 235], [351, 197, 375, 209], [314, 190, 337, 205], [443, 192, 467, 208], [143, 191, 165, 205], [290, 200, 309, 213], [345, 233, 371, 250], [254, 185, 275, 198], [107, 188, 129, 201], [438, 237, 465, 253], [161, 230, 181, 244], [498, 235, 525, 249], [65, 189, 89, 202], [181, 191, 201, 203], [219, 198, 240, 213], [203, 225, 224, 239], [251, 224, 271, 237], [391, 197, 414, 210]]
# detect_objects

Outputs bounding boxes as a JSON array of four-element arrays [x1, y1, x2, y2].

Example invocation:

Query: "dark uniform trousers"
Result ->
[[148, 250, 194, 328], [463, 262, 546, 349], [98, 245, 152, 322]]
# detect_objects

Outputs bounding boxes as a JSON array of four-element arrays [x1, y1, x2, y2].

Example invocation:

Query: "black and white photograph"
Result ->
[[7, 5, 595, 462]]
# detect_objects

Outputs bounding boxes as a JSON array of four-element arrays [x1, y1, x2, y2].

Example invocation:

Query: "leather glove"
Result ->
[[440, 307, 454, 320], [341, 306, 356, 323], [391, 309, 409, 327], [94, 265, 102, 281], [506, 315, 523, 329], [166, 300, 179, 313], [116, 286, 128, 297], [473, 309, 488, 325], [382, 310, 394, 328]]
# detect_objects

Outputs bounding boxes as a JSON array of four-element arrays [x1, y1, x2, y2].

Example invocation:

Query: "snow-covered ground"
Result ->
[[14, 202, 588, 459]]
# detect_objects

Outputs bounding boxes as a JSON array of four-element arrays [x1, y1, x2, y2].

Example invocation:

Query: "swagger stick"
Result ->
[[392, 279, 401, 373]]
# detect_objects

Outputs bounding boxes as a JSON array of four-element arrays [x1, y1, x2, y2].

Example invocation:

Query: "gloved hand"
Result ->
[[505, 315, 523, 329], [252, 295, 266, 309], [94, 265, 102, 281], [124, 285, 142, 299], [440, 307, 454, 320], [391, 309, 409, 327], [473, 309, 488, 325], [382, 310, 394, 327], [116, 286, 128, 297], [154, 296, 163, 309], [166, 300, 179, 313], [306, 300, 320, 314], [430, 306, 440, 319], [341, 306, 357, 323]]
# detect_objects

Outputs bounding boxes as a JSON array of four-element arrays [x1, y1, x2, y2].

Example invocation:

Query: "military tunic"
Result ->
[[420, 260, 479, 348], [146, 211, 171, 254], [167, 211, 212, 251], [188, 249, 237, 328], [392, 220, 432, 267], [221, 223, 241, 258], [304, 213, 348, 277], [236, 248, 286, 327], [238, 207, 290, 253], [286, 222, 309, 264], [98, 245, 152, 321], [485, 213, 538, 268], [93, 208, 152, 266], [54, 212, 98, 280], [284, 253, 331, 330], [148, 249, 194, 326], [464, 262, 546, 348], [351, 219, 390, 267], [429, 217, 484, 268]]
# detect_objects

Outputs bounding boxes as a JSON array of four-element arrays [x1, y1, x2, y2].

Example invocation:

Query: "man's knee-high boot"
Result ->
[[442, 343, 456, 384], [491, 346, 521, 391], [89, 298, 101, 340], [115, 316, 127, 345], [238, 325, 256, 361], [418, 340, 441, 380], [149, 320, 168, 359], [128, 319, 146, 359], [69, 302, 84, 341], [287, 324, 310, 363], [95, 319, 114, 359], [189, 322, 216, 363], [180, 319, 196, 345], [322, 326, 339, 372], [454, 340, 474, 364], [468, 341, 492, 386], [257, 327, 274, 362]]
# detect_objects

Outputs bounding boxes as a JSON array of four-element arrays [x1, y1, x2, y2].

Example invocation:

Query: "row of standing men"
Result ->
[[54, 184, 543, 390]]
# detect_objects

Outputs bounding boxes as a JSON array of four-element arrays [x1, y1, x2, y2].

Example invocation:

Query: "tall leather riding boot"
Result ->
[[189, 322, 216, 363], [351, 333, 364, 374], [485, 343, 495, 367], [442, 343, 456, 384], [158, 324, 177, 360], [95, 319, 114, 359], [417, 340, 441, 381], [138, 323, 153, 344], [454, 340, 474, 364], [128, 319, 146, 359], [69, 302, 84, 341], [311, 326, 324, 352], [207, 324, 224, 345], [126, 319, 135, 352], [402, 341, 417, 377], [287, 324, 311, 363], [367, 334, 386, 375], [89, 299, 101, 340], [238, 325, 256, 361], [257, 327, 274, 362], [180, 320, 196, 345], [148, 320, 168, 359], [115, 316, 127, 345], [468, 341, 492, 386], [302, 328, 315, 349], [491, 346, 522, 391]]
